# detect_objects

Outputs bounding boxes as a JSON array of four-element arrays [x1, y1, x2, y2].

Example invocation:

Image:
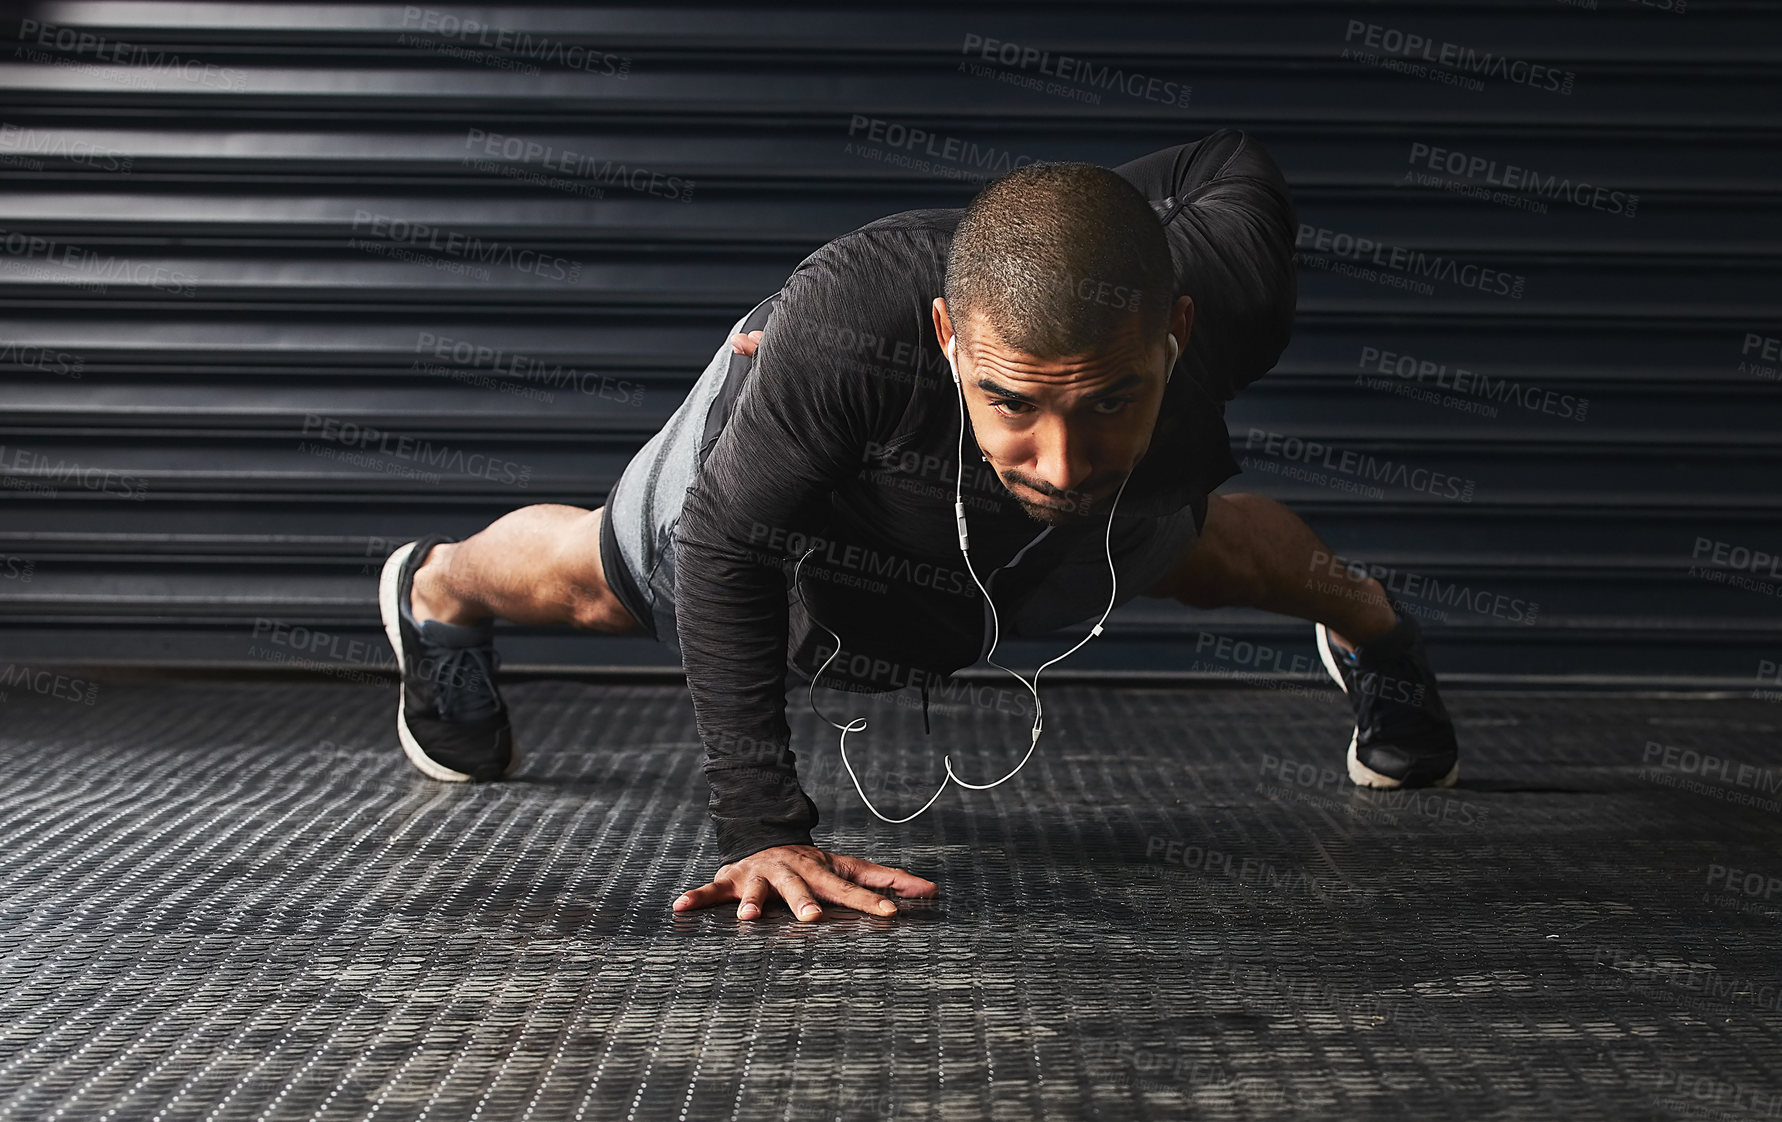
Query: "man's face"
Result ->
[[932, 296, 1192, 527]]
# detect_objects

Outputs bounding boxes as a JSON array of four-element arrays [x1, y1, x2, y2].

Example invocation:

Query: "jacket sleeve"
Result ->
[[1112, 127, 1299, 403], [672, 238, 911, 865]]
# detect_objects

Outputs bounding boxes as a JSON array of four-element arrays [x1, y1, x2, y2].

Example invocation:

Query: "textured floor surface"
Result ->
[[1, 679, 1779, 1121]]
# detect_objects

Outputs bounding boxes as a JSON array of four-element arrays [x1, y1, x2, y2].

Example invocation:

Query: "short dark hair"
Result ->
[[944, 160, 1173, 358]]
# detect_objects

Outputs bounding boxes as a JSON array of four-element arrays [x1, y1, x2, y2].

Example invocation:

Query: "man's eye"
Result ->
[[991, 399, 1032, 416], [1091, 397, 1134, 415]]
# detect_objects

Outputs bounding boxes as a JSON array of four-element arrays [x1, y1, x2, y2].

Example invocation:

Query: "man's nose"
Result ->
[[1030, 419, 1095, 498]]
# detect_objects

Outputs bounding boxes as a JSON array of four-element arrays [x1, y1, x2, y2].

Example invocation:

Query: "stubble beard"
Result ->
[[994, 470, 1109, 527]]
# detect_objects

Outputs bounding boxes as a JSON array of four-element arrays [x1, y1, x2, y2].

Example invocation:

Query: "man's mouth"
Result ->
[[1013, 479, 1102, 515], [1026, 493, 1078, 511]]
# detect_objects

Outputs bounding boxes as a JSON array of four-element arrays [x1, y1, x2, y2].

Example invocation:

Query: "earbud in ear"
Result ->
[[946, 336, 961, 384], [1165, 334, 1178, 382]]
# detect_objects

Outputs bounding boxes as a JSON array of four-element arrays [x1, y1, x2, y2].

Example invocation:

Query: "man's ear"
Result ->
[[931, 296, 953, 354]]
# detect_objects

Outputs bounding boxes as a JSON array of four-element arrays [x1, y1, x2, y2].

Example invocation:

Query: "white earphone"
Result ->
[[792, 327, 1175, 823]]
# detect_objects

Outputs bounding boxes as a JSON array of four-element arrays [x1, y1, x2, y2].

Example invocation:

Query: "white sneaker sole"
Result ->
[[378, 540, 520, 782], [1314, 622, 1458, 790]]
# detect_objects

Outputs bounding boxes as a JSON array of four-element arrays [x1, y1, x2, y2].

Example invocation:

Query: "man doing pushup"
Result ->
[[378, 127, 1460, 923]]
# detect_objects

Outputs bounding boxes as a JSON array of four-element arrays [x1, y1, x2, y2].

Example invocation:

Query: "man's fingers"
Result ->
[[672, 880, 733, 912], [805, 865, 900, 916], [736, 875, 770, 921], [830, 856, 939, 898], [727, 329, 765, 355], [769, 871, 824, 923], [679, 848, 928, 921]]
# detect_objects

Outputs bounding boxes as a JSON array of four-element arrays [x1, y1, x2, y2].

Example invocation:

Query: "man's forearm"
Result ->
[[667, 252, 904, 867], [674, 492, 824, 865]]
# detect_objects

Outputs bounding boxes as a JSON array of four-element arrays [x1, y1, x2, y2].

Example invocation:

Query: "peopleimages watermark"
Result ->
[[804, 643, 1037, 723], [1188, 630, 1337, 702], [1585, 943, 1780, 1021], [0, 227, 197, 296], [1143, 834, 1375, 905], [1194, 631, 1319, 679], [1341, 19, 1576, 96], [0, 123, 133, 174], [411, 331, 643, 407], [715, 655, 1039, 744], [0, 338, 85, 380], [1403, 142, 1637, 219], [1638, 739, 1782, 814], [15, 19, 247, 91], [751, 520, 975, 597], [299, 414, 532, 488], [844, 115, 1039, 185], [1135, 956, 1437, 1029], [1, 553, 34, 583], [1354, 345, 1587, 422], [248, 618, 392, 689], [248, 617, 485, 693], [796, 743, 945, 810], [460, 128, 694, 203], [349, 209, 582, 284], [1190, 624, 1444, 734], [862, 438, 1016, 516], [1753, 657, 1782, 706], [1081, 1040, 1291, 1100], [0, 442, 149, 501], [1259, 751, 1486, 827], [1649, 1069, 1781, 1122], [397, 7, 630, 78], [956, 32, 1192, 109], [1701, 863, 1782, 924], [1036, 265, 1152, 317], [1742, 332, 1780, 382], [1243, 428, 1478, 503], [1560, 0, 1687, 14], [813, 322, 951, 392], [1689, 535, 1782, 598], [1297, 223, 1526, 300], [1307, 550, 1540, 626], [1705, 863, 1782, 904], [0, 662, 99, 707]]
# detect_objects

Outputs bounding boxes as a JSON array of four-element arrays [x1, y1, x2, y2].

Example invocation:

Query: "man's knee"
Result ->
[[562, 584, 642, 632], [552, 509, 646, 634]]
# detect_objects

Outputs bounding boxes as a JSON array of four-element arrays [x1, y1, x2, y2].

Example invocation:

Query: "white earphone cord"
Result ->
[[794, 331, 1172, 822], [796, 547, 953, 823]]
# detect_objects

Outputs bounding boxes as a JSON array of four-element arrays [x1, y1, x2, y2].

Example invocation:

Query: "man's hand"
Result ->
[[673, 844, 938, 922], [728, 329, 764, 356]]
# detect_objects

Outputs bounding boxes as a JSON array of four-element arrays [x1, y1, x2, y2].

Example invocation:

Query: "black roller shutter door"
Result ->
[[0, 3, 1777, 688]]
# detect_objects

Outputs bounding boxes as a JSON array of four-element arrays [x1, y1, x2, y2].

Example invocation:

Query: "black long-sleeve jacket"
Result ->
[[673, 128, 1299, 864]]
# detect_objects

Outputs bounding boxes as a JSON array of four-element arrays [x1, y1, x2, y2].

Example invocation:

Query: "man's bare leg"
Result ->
[[410, 504, 646, 635], [1147, 490, 1459, 789], [380, 504, 646, 782], [1143, 492, 1395, 647]]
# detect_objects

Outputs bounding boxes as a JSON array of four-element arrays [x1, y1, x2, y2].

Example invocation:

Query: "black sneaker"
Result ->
[[378, 535, 518, 781], [1314, 608, 1459, 789]]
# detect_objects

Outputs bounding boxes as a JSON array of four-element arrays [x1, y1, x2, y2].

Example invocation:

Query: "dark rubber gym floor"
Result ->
[[2, 679, 1779, 1121]]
